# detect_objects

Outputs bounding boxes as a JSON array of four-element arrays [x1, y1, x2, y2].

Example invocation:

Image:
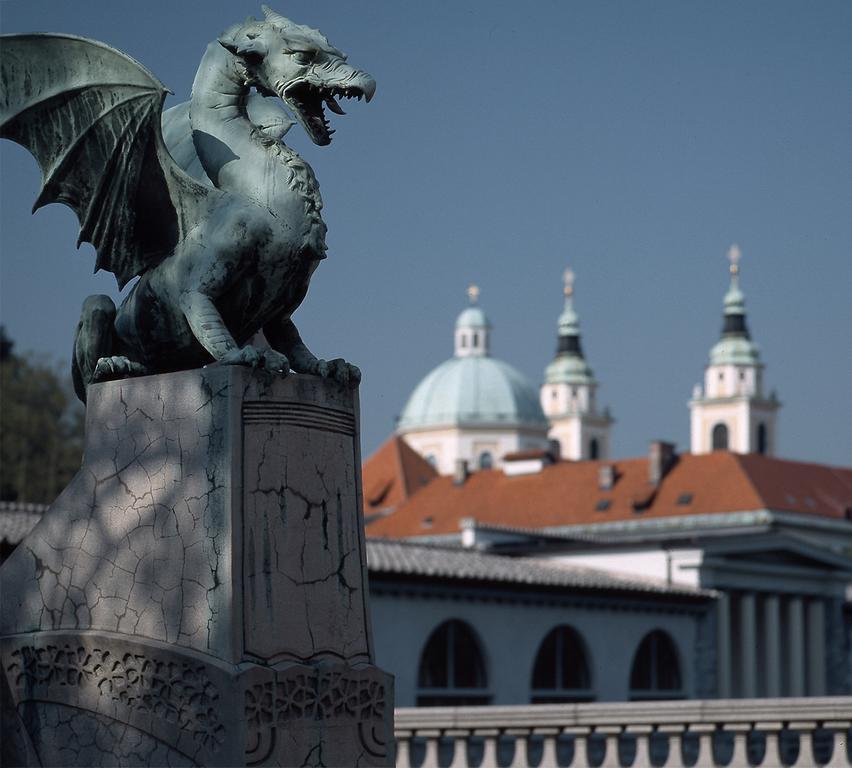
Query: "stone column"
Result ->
[[716, 592, 732, 698], [764, 594, 781, 697], [807, 599, 826, 695], [788, 596, 805, 697], [739, 592, 757, 698], [0, 368, 394, 767]]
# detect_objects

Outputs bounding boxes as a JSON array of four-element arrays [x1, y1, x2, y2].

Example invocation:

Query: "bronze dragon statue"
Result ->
[[0, 6, 375, 401]]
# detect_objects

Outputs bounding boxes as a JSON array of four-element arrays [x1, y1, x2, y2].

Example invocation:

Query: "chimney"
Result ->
[[453, 459, 469, 486], [459, 517, 477, 548], [648, 441, 677, 485], [598, 464, 616, 491]]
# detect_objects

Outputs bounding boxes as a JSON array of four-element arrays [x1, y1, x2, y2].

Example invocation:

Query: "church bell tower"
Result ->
[[540, 269, 613, 460], [689, 245, 780, 455]]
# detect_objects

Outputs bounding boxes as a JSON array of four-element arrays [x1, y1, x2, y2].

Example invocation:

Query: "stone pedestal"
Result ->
[[0, 367, 393, 767]]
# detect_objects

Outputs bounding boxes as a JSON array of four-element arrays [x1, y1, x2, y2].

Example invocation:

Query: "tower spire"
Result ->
[[720, 243, 750, 342], [556, 267, 583, 355], [541, 267, 612, 460]]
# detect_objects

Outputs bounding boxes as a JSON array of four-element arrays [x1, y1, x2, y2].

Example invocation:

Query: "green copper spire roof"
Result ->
[[710, 244, 761, 366], [545, 268, 595, 385]]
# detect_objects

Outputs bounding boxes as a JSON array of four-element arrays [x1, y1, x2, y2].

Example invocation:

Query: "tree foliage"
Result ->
[[0, 327, 84, 503]]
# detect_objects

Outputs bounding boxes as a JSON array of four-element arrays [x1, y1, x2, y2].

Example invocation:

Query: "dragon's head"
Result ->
[[219, 6, 375, 146]]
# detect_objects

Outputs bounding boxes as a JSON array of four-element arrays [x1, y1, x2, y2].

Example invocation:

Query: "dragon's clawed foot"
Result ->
[[315, 358, 361, 387], [221, 345, 289, 374], [92, 356, 148, 383]]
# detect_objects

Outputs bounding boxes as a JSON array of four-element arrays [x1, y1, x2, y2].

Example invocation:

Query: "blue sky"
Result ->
[[1, 0, 850, 465]]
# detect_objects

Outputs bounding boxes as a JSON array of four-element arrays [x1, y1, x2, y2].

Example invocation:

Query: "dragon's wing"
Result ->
[[0, 34, 211, 288]]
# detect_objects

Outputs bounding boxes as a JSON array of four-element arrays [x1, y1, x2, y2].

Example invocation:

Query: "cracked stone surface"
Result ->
[[0, 367, 393, 766]]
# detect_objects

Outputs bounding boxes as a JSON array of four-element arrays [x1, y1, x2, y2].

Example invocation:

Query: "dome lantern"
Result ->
[[454, 284, 491, 358]]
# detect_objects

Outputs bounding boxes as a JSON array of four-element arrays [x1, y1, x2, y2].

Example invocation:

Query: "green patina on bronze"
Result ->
[[0, 6, 375, 401]]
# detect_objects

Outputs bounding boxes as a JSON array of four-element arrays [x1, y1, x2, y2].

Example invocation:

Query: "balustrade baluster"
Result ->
[[475, 729, 500, 768], [446, 730, 470, 768], [821, 721, 852, 767], [597, 726, 622, 768], [563, 727, 592, 768], [658, 726, 685, 767], [689, 724, 717, 768], [791, 722, 817, 768], [535, 728, 561, 768], [506, 729, 530, 768], [761, 727, 786, 768], [723, 724, 750, 767], [627, 725, 655, 768], [395, 730, 413, 768], [418, 730, 442, 768]]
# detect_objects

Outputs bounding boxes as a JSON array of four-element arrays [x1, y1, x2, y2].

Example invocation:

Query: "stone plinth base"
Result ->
[[0, 368, 393, 767]]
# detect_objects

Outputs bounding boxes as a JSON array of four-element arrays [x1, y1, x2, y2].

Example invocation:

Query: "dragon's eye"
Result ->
[[292, 50, 315, 65]]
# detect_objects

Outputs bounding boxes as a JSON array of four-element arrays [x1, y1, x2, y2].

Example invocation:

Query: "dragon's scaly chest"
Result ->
[[267, 145, 327, 254]]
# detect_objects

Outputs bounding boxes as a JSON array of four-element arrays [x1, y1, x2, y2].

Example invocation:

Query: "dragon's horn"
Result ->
[[261, 5, 290, 26]]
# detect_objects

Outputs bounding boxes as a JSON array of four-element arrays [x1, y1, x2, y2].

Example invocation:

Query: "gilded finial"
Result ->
[[467, 284, 480, 304], [563, 268, 575, 298], [728, 244, 741, 276]]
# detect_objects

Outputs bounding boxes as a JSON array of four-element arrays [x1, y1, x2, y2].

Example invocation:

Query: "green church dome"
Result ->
[[398, 297, 546, 431], [397, 356, 547, 430]]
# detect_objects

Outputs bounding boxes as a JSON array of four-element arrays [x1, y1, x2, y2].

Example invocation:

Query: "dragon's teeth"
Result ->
[[325, 95, 346, 115]]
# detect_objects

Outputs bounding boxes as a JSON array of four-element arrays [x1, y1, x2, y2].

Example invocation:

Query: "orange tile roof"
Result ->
[[362, 435, 437, 517], [365, 450, 852, 539]]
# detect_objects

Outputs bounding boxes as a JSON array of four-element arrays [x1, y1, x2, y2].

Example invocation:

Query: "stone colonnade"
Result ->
[[716, 591, 827, 698]]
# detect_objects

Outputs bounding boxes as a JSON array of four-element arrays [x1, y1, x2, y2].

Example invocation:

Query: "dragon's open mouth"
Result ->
[[282, 81, 367, 146]]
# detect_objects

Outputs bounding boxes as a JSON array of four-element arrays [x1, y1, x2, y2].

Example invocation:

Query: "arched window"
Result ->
[[589, 437, 600, 460], [530, 626, 593, 703], [425, 454, 437, 468], [757, 423, 768, 455], [711, 423, 729, 451], [417, 620, 490, 706], [629, 630, 683, 700], [478, 451, 493, 470]]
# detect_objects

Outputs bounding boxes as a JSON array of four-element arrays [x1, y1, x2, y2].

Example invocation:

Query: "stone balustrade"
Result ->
[[395, 697, 852, 767]]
